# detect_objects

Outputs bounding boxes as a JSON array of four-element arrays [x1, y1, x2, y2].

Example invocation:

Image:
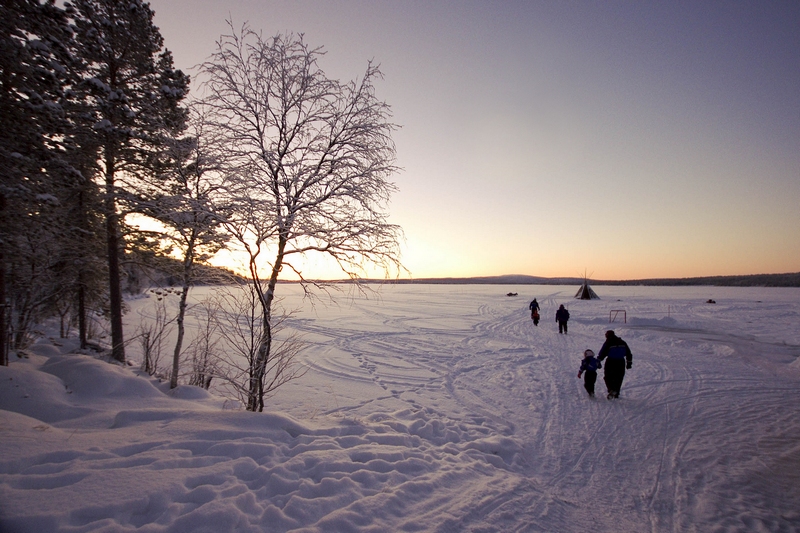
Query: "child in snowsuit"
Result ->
[[578, 349, 600, 397]]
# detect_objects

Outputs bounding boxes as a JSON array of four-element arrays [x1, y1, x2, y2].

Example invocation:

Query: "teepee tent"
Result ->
[[575, 278, 599, 300]]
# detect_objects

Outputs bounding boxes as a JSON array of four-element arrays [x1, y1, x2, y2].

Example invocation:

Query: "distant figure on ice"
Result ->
[[529, 298, 540, 326], [577, 349, 601, 397], [555, 304, 570, 334], [597, 330, 633, 399]]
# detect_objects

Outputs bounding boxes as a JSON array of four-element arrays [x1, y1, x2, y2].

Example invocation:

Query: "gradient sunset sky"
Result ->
[[147, 0, 800, 280]]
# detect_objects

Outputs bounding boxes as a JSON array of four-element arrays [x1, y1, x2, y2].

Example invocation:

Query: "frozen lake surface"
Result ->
[[2, 284, 799, 532]]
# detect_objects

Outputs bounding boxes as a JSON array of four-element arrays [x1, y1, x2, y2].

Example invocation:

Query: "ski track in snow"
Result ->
[[273, 286, 800, 532], [1, 285, 800, 532]]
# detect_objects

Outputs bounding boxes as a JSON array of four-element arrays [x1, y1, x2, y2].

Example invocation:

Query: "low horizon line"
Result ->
[[266, 271, 800, 287]]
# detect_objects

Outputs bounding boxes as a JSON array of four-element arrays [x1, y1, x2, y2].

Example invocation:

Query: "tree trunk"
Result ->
[[78, 281, 87, 350], [170, 237, 194, 389], [13, 305, 30, 349], [59, 308, 68, 338], [0, 249, 6, 366], [104, 144, 125, 363], [76, 187, 87, 350], [247, 235, 286, 412], [0, 192, 6, 366]]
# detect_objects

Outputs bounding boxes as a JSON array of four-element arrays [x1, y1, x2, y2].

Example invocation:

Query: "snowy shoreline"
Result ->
[[2, 284, 799, 532]]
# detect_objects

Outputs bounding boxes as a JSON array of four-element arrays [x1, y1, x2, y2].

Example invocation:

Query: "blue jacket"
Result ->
[[555, 307, 570, 322], [598, 335, 633, 365], [579, 356, 599, 373]]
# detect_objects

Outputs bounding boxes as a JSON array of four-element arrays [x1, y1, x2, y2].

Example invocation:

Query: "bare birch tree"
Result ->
[[198, 26, 402, 411]]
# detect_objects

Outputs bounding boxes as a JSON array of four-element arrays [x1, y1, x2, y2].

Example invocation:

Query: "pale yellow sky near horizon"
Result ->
[[146, 0, 800, 281]]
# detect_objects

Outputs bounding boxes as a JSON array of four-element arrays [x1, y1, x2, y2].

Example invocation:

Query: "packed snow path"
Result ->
[[1, 285, 799, 532], [279, 286, 800, 532]]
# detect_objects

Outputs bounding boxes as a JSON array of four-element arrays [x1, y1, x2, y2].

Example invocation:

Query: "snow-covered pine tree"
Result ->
[[0, 0, 89, 357], [68, 0, 190, 362]]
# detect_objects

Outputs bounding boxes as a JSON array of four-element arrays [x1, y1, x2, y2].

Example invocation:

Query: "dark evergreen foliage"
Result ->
[[68, 0, 190, 362], [1, 0, 190, 362], [0, 0, 105, 356]]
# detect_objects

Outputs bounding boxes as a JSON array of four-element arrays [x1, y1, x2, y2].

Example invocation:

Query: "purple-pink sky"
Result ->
[[147, 0, 800, 280]]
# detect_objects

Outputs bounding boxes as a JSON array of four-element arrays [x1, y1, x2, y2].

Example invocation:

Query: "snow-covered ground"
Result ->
[[2, 284, 800, 532]]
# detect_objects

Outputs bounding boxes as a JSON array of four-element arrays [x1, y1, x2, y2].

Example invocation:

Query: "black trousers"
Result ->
[[603, 359, 626, 394], [558, 320, 568, 333], [583, 371, 597, 395]]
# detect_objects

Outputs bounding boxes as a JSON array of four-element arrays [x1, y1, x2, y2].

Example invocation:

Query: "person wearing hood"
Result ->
[[597, 330, 633, 399], [555, 304, 570, 334], [577, 349, 601, 397], [529, 298, 540, 326]]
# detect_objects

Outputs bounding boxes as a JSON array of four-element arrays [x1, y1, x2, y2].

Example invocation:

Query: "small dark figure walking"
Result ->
[[529, 298, 540, 326], [597, 330, 633, 399], [555, 304, 570, 334], [578, 349, 601, 397]]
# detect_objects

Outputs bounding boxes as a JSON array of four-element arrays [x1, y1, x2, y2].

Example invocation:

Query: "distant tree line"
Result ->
[[593, 272, 800, 288], [1, 3, 402, 411], [380, 273, 800, 287]]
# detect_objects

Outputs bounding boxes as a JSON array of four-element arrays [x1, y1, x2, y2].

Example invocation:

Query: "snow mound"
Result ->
[[627, 316, 679, 327], [0, 347, 520, 532], [42, 355, 164, 402], [0, 364, 91, 424]]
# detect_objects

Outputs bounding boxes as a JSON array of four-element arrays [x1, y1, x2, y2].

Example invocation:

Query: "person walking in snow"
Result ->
[[529, 298, 540, 326], [555, 304, 570, 334], [597, 330, 633, 399], [577, 349, 601, 397]]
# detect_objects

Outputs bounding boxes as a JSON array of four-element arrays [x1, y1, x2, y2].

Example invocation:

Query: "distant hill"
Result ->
[[130, 265, 800, 289], [372, 272, 800, 287], [595, 272, 800, 287], [389, 275, 583, 285]]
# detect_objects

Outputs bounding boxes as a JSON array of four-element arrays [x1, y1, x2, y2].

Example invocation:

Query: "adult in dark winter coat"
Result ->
[[597, 330, 633, 399], [555, 304, 570, 334]]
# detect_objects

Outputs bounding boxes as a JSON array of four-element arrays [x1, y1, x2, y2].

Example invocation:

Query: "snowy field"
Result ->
[[2, 284, 800, 532]]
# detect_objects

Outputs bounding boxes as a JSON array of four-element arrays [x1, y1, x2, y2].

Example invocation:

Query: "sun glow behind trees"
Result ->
[[142, 0, 800, 281], [129, 213, 377, 281]]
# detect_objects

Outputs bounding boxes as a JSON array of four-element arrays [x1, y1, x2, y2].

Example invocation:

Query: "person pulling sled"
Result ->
[[529, 298, 540, 326]]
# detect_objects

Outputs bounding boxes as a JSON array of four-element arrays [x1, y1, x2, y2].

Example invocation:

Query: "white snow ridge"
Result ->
[[1, 284, 799, 532]]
